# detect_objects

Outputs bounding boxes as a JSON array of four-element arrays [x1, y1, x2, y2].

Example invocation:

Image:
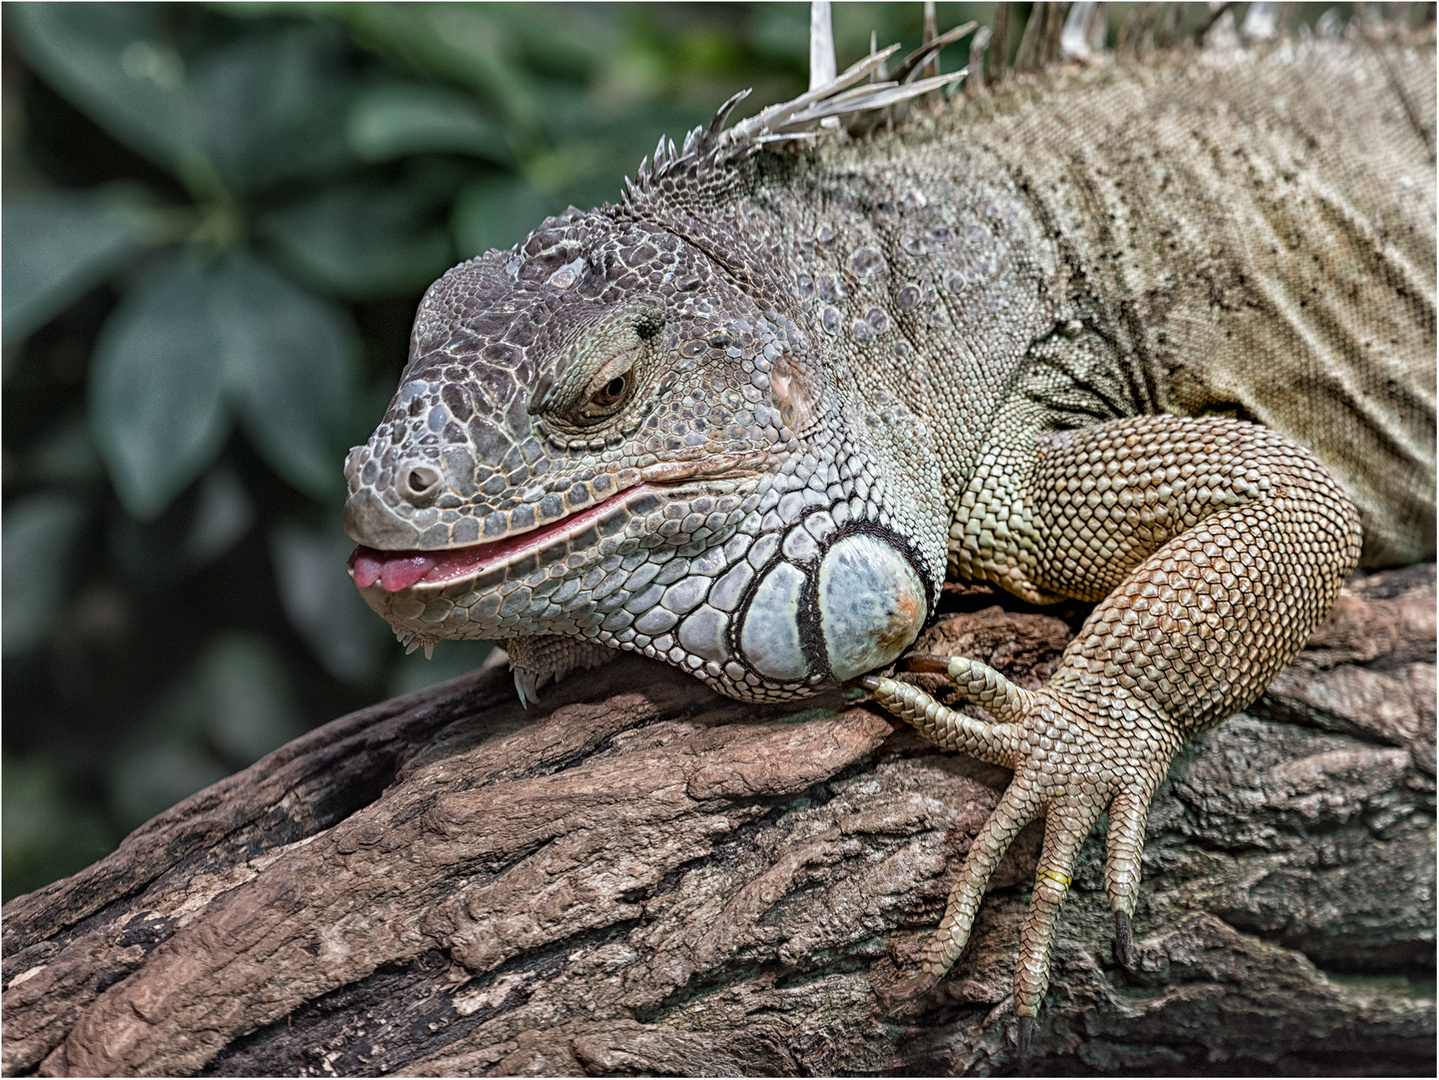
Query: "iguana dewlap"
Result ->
[[343, 21, 1435, 1047]]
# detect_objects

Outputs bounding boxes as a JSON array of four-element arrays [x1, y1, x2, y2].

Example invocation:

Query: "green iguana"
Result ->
[[343, 2, 1436, 1050]]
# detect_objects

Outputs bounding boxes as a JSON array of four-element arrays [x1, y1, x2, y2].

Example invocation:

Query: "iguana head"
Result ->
[[344, 79, 950, 702]]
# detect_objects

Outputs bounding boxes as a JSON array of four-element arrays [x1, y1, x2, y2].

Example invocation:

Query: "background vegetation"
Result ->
[[2, 1, 1359, 900]]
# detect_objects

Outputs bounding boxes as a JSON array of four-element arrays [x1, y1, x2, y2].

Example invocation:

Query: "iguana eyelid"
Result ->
[[576, 354, 639, 421], [566, 347, 642, 422], [587, 351, 638, 398], [532, 316, 648, 426]]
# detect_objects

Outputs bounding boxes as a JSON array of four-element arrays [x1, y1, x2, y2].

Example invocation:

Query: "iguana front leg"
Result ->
[[867, 414, 1363, 1046]]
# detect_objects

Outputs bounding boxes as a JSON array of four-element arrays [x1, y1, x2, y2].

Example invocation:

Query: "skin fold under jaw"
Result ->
[[343, 4, 1431, 1056]]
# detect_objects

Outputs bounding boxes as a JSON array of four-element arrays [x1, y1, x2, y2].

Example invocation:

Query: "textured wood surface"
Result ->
[[3, 566, 1433, 1077]]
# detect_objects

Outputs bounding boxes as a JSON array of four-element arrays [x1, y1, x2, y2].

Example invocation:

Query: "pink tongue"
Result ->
[[351, 551, 438, 592]]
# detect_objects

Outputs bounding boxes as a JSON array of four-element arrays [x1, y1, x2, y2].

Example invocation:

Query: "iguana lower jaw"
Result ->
[[347, 457, 935, 701], [347, 425, 940, 702]]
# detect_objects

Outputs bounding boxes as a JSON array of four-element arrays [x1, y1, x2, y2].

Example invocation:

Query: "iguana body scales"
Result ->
[[809, 40, 1433, 569], [343, 11, 1435, 1045]]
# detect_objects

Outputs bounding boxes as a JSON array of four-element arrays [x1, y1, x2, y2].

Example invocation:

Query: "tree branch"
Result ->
[[4, 567, 1434, 1077]]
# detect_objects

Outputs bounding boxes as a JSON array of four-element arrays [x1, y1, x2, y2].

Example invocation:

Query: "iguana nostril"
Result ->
[[398, 463, 443, 503]]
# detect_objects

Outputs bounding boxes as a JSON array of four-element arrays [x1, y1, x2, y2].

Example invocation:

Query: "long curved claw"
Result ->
[[1114, 909, 1137, 970], [899, 652, 952, 673], [876, 969, 940, 1005], [513, 669, 537, 709], [1017, 1014, 1035, 1056], [1102, 781, 1163, 968]]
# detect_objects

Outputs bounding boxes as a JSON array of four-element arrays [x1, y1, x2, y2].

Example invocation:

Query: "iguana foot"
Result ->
[[863, 655, 1177, 1034], [504, 635, 617, 707]]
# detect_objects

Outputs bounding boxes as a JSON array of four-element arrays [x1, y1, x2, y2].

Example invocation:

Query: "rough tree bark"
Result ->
[[3, 567, 1434, 1078]]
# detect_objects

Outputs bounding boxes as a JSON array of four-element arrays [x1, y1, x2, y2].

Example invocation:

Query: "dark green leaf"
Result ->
[[209, 254, 361, 499], [347, 81, 511, 164], [190, 26, 355, 192], [2, 495, 87, 656], [12, 7, 362, 196], [8, 3, 196, 175], [182, 465, 255, 568], [453, 174, 554, 258], [2, 754, 115, 902], [1, 192, 155, 346], [196, 633, 305, 763], [260, 183, 454, 299], [25, 414, 105, 489], [271, 520, 391, 686], [90, 256, 229, 520], [337, 4, 540, 129]]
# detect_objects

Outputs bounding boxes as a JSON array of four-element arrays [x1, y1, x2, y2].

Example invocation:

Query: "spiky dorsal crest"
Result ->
[[619, 42, 968, 220], [618, 0, 1438, 226]]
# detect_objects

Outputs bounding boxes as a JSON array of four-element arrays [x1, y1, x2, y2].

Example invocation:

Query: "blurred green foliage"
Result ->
[[2, 0, 996, 901]]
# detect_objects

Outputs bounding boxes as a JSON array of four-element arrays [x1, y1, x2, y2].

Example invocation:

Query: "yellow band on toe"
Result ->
[[1036, 869, 1072, 889]]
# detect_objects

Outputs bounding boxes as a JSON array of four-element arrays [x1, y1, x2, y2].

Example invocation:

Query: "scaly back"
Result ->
[[774, 36, 1435, 564]]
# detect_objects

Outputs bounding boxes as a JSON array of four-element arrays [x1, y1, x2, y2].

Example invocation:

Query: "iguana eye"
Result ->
[[579, 374, 630, 420]]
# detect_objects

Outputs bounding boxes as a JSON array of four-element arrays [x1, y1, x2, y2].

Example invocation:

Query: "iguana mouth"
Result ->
[[348, 455, 765, 595]]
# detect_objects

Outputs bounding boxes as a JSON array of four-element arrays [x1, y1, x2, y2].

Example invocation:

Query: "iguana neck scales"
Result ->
[[343, 12, 1435, 1049]]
